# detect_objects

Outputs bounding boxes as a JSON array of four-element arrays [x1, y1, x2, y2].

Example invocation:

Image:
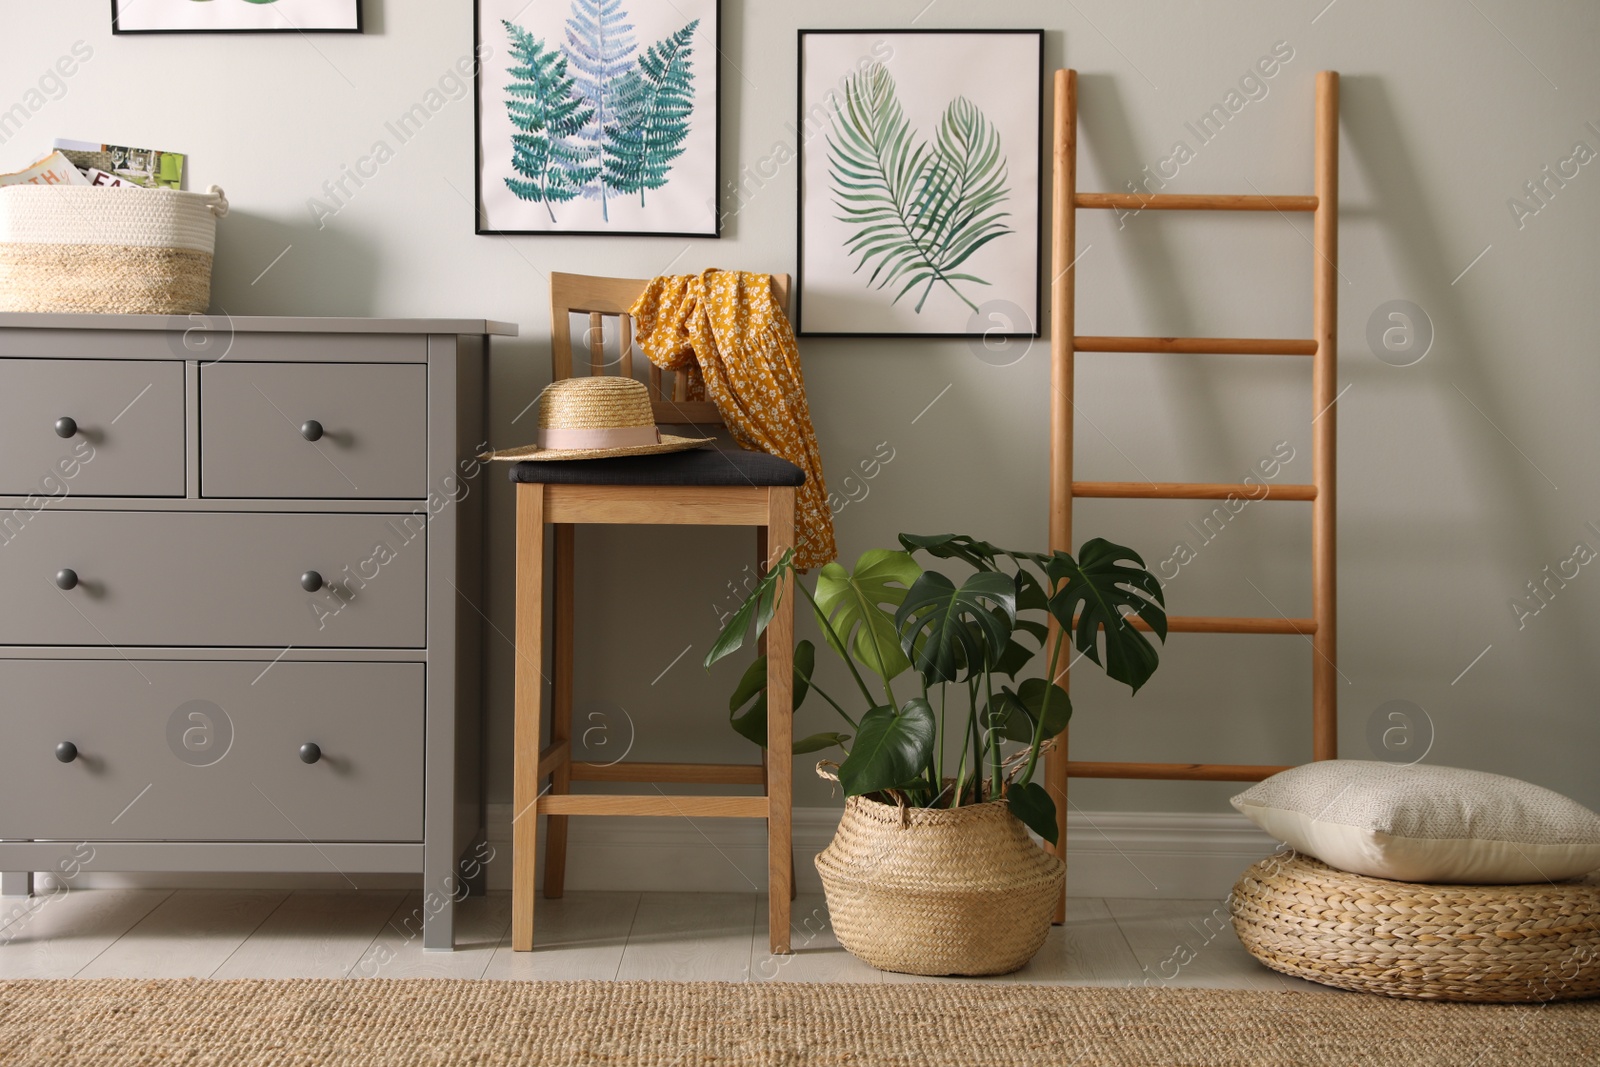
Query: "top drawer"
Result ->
[[0, 359, 185, 497], [201, 362, 427, 499]]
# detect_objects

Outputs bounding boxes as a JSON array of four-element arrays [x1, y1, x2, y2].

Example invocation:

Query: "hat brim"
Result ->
[[480, 433, 713, 462]]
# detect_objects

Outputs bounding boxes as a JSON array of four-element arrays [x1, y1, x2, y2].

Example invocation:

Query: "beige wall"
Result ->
[[5, 1, 1597, 817]]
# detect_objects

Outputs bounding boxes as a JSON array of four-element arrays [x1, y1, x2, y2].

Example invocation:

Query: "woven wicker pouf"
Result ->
[[1230, 852, 1600, 1002]]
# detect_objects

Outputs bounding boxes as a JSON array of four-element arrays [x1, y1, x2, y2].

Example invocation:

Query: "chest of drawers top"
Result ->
[[0, 314, 516, 370]]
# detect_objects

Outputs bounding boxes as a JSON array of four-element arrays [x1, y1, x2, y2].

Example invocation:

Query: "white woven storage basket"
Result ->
[[0, 184, 228, 314]]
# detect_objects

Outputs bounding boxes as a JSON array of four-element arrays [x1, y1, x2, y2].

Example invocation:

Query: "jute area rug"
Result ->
[[0, 978, 1595, 1066]]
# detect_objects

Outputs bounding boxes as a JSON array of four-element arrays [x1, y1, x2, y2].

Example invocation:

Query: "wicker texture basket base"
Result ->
[[1231, 852, 1600, 1002], [816, 794, 1064, 976], [0, 244, 213, 315]]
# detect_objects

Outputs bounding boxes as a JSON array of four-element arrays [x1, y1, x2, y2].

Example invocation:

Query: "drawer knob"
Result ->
[[55, 569, 79, 591], [55, 742, 78, 763], [55, 417, 78, 439], [300, 570, 324, 592], [300, 420, 324, 442], [299, 743, 322, 765]]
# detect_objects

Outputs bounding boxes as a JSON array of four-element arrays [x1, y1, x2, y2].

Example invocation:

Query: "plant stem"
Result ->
[[794, 579, 881, 710], [985, 669, 1003, 801], [806, 678, 858, 730], [952, 679, 973, 806], [967, 677, 982, 804], [952, 748, 965, 806], [1019, 627, 1066, 787], [936, 682, 946, 788]]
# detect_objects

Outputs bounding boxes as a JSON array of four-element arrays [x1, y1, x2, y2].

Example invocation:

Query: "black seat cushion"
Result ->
[[507, 446, 805, 487]]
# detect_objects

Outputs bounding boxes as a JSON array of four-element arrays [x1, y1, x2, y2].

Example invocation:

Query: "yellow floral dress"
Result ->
[[630, 270, 837, 570]]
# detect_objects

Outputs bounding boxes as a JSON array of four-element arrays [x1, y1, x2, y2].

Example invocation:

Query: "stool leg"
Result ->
[[512, 485, 548, 952], [758, 751, 798, 904], [765, 488, 796, 955], [755, 526, 795, 903], [544, 523, 576, 900]]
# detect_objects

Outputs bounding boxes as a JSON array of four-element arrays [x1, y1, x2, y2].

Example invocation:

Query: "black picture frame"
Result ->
[[111, 0, 365, 35], [795, 28, 1044, 339], [473, 0, 722, 239]]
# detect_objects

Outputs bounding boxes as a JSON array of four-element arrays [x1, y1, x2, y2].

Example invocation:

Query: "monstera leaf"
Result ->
[[1045, 539, 1167, 694], [728, 641, 837, 752], [837, 698, 936, 797], [1005, 780, 1059, 846], [704, 550, 795, 670], [812, 549, 921, 680], [899, 532, 1045, 570], [993, 677, 1072, 744], [894, 570, 1016, 685], [901, 532, 1050, 615]]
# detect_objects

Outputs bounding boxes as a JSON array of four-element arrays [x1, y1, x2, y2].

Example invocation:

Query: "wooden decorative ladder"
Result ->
[[1045, 69, 1341, 913]]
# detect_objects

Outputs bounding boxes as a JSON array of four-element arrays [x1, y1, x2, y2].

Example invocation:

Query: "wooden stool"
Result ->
[[509, 449, 800, 955]]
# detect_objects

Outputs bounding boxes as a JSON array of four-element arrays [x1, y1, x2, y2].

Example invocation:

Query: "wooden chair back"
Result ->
[[549, 271, 791, 427]]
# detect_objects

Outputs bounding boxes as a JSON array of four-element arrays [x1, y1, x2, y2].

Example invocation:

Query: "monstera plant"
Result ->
[[705, 532, 1166, 845], [709, 532, 1167, 975]]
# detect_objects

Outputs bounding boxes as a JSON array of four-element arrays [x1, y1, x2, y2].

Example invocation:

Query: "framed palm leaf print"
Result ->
[[796, 29, 1042, 337], [475, 0, 721, 237]]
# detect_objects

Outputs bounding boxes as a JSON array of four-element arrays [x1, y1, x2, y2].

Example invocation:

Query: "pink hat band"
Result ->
[[535, 425, 662, 451]]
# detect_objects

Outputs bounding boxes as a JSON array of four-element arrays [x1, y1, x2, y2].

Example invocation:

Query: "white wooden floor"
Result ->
[[0, 888, 1323, 989]]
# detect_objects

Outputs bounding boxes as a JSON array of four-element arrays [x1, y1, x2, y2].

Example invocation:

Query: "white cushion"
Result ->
[[1231, 761, 1600, 884]]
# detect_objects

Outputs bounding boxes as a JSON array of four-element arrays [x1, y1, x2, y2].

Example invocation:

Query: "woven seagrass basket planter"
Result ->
[[0, 185, 227, 315], [1230, 852, 1600, 1003], [815, 791, 1065, 976]]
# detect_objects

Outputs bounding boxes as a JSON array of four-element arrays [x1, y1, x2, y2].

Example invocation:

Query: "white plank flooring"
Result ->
[[0, 888, 1308, 988], [212, 890, 405, 980]]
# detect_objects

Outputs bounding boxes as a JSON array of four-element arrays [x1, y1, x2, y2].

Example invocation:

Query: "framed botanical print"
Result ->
[[796, 29, 1043, 338], [475, 0, 721, 237], [111, 0, 364, 34]]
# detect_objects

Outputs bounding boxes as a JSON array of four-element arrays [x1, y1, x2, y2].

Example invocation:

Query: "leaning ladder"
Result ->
[[1045, 69, 1341, 912]]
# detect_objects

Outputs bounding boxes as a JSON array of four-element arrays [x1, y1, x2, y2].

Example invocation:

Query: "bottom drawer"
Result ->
[[0, 660, 424, 842]]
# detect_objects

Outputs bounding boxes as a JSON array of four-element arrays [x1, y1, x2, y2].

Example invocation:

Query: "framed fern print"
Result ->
[[475, 0, 720, 237], [796, 29, 1042, 337]]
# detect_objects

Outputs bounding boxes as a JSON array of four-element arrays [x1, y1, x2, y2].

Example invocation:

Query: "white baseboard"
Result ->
[[479, 805, 1276, 901], [24, 808, 1277, 901]]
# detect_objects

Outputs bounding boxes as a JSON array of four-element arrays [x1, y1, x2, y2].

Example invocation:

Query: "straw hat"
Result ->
[[482, 376, 712, 461]]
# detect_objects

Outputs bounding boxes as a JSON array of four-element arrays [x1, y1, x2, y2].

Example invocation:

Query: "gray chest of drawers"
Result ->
[[0, 313, 515, 950]]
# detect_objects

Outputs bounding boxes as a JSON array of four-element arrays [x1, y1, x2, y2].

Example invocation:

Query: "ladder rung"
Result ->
[[1075, 193, 1317, 212], [1113, 615, 1317, 635], [1066, 761, 1291, 782], [1072, 481, 1316, 501], [570, 761, 766, 785], [538, 795, 769, 818], [1075, 335, 1316, 356]]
